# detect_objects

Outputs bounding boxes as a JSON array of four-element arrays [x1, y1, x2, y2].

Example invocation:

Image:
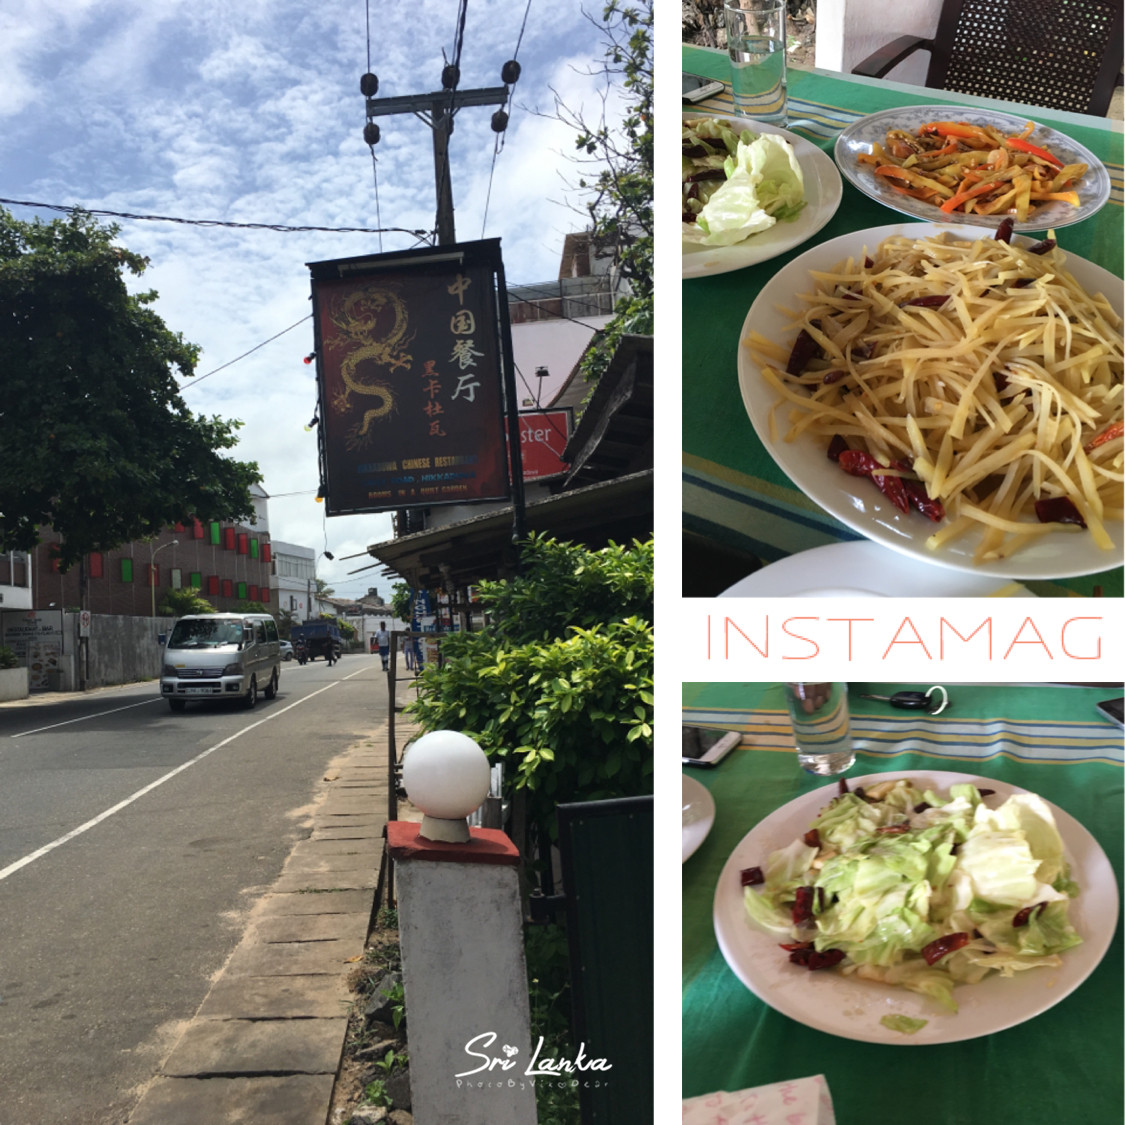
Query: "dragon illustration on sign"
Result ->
[[324, 284, 414, 449]]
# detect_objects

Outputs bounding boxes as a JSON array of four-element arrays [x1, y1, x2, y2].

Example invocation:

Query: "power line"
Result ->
[[182, 316, 312, 390], [0, 197, 430, 238]]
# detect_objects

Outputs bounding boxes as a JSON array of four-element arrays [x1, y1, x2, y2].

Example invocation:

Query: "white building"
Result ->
[[269, 540, 332, 622]]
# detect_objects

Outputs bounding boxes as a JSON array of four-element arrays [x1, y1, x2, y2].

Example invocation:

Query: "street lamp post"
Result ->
[[149, 539, 179, 621]]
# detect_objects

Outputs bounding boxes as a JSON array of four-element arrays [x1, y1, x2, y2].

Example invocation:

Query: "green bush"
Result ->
[[0, 645, 19, 670], [407, 536, 653, 836]]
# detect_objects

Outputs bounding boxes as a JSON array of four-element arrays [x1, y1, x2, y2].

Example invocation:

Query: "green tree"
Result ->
[[158, 588, 217, 617], [559, 1, 653, 385], [0, 207, 261, 570], [390, 582, 414, 623]]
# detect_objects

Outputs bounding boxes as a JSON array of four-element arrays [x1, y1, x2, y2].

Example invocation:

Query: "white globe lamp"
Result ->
[[402, 730, 492, 843]]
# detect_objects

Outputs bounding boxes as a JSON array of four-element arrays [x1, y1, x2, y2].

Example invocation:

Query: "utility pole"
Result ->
[[361, 64, 517, 245]]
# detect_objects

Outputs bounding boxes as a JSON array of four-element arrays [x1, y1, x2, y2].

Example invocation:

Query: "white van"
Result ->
[[160, 613, 281, 711]]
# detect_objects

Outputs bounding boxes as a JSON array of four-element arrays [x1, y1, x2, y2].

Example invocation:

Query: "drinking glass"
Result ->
[[723, 1, 788, 126], [785, 682, 855, 776]]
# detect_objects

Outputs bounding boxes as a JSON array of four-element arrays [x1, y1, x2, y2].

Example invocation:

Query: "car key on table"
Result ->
[[860, 686, 950, 714]]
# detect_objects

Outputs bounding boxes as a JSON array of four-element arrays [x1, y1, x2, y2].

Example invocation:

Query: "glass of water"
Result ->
[[785, 683, 855, 776], [723, 0, 788, 126]]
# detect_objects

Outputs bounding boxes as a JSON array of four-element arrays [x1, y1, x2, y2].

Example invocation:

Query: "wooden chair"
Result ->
[[852, 0, 1124, 117]]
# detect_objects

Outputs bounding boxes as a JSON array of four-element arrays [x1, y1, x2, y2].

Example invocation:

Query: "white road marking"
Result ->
[[0, 667, 371, 883], [10, 696, 161, 738]]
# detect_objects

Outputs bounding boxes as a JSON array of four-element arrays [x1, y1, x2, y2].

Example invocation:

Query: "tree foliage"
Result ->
[[406, 536, 653, 835], [560, 1, 653, 384], [390, 581, 413, 623], [0, 207, 261, 570], [158, 588, 217, 617]]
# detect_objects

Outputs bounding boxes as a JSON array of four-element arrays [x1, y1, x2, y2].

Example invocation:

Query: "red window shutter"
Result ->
[[88, 553, 104, 578], [262, 543, 272, 563], [259, 588, 271, 604], [248, 585, 259, 601], [147, 564, 159, 588], [223, 527, 236, 550], [207, 575, 220, 595], [173, 522, 185, 532], [237, 533, 249, 555], [193, 519, 204, 539], [221, 579, 233, 598]]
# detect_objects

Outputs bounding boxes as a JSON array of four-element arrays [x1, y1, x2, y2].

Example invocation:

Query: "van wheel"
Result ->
[[264, 668, 279, 700], [243, 676, 258, 709], [168, 698, 186, 712]]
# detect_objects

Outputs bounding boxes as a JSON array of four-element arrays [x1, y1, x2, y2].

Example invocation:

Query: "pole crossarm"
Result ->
[[364, 86, 509, 119]]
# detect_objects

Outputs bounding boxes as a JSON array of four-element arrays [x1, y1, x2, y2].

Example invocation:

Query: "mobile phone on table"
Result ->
[[1096, 697, 1124, 727], [683, 72, 724, 103], [682, 726, 741, 768]]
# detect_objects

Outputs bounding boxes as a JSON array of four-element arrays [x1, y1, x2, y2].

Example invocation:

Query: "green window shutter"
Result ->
[[209, 521, 221, 545], [250, 538, 259, 558], [121, 558, 133, 582], [190, 572, 202, 589], [237, 582, 247, 600]]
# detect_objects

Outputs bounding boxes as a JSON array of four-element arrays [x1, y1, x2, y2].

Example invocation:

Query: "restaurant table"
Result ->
[[681, 682, 1124, 1124], [682, 45, 1125, 598]]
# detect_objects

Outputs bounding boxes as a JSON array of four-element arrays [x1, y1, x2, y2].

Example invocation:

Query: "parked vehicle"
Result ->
[[280, 640, 294, 661], [290, 621, 342, 663], [160, 613, 281, 711]]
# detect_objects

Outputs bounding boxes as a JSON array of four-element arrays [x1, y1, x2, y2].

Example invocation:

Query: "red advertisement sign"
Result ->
[[514, 410, 572, 480], [309, 242, 511, 515]]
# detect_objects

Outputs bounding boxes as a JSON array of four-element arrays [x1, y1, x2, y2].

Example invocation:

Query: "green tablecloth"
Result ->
[[681, 682, 1124, 1123], [682, 46, 1125, 598]]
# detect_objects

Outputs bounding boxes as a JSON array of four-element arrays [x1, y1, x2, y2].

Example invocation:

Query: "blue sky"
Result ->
[[1, 0, 623, 599]]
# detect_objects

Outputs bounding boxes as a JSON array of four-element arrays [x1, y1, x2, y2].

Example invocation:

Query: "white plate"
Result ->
[[683, 774, 717, 863], [719, 541, 1035, 597], [834, 105, 1111, 231], [713, 770, 1118, 1045], [737, 221, 1125, 580], [683, 114, 843, 279]]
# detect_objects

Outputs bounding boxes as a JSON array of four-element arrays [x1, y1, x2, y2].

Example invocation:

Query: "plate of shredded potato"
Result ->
[[835, 106, 1110, 231], [738, 222, 1124, 578]]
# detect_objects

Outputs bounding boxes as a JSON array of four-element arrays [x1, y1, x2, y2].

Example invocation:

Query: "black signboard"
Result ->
[[308, 240, 515, 515]]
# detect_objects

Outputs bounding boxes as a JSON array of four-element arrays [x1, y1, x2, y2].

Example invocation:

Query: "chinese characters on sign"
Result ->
[[309, 241, 512, 515]]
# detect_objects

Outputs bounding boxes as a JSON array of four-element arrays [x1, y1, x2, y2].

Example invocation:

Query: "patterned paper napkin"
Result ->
[[682, 1074, 836, 1125]]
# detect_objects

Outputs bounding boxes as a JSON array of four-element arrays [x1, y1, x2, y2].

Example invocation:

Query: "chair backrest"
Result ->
[[927, 0, 1123, 116]]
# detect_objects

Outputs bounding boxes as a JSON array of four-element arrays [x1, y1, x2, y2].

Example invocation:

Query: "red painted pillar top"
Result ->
[[387, 821, 521, 867]]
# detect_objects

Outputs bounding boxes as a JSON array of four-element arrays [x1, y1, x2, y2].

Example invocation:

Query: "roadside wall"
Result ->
[[85, 615, 166, 688]]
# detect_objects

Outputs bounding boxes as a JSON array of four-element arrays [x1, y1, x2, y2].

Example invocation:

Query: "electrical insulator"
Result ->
[[491, 109, 509, 133], [501, 60, 521, 85], [364, 122, 381, 145], [441, 63, 460, 89], [360, 72, 379, 97]]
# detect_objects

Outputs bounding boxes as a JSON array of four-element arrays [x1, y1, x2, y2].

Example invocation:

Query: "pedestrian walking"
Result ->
[[375, 622, 390, 671], [403, 635, 415, 671]]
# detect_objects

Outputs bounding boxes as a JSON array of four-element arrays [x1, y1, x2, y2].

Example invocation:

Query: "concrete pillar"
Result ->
[[388, 822, 537, 1125]]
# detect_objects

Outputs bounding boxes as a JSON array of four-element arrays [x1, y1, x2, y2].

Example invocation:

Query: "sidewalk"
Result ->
[[125, 675, 420, 1125]]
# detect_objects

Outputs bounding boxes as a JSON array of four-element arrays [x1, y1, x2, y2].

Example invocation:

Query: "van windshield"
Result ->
[[168, 619, 245, 649]]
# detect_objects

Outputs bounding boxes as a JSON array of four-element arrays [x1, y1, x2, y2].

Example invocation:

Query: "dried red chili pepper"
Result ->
[[995, 217, 1015, 243], [791, 886, 817, 925], [740, 866, 765, 886], [901, 295, 949, 308], [1034, 497, 1087, 527], [822, 370, 846, 384], [803, 829, 821, 848], [922, 932, 970, 965], [789, 947, 846, 970], [837, 449, 911, 513], [827, 434, 849, 462], [1027, 238, 1056, 255], [1012, 902, 1048, 927], [902, 479, 945, 522], [779, 940, 813, 951], [786, 327, 821, 375], [913, 802, 932, 813]]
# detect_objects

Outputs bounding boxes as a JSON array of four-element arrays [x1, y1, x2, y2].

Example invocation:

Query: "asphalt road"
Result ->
[[0, 653, 389, 1125]]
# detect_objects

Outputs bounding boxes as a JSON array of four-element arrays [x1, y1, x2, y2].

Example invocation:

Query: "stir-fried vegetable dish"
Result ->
[[858, 120, 1088, 222]]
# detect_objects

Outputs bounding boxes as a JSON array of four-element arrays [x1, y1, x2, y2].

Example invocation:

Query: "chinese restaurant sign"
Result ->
[[309, 241, 511, 515]]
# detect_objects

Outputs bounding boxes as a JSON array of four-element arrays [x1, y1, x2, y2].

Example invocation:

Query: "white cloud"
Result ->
[[3, 0, 626, 596]]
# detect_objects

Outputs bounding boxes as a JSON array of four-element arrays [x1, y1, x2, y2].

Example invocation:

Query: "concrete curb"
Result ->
[[125, 679, 420, 1125]]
